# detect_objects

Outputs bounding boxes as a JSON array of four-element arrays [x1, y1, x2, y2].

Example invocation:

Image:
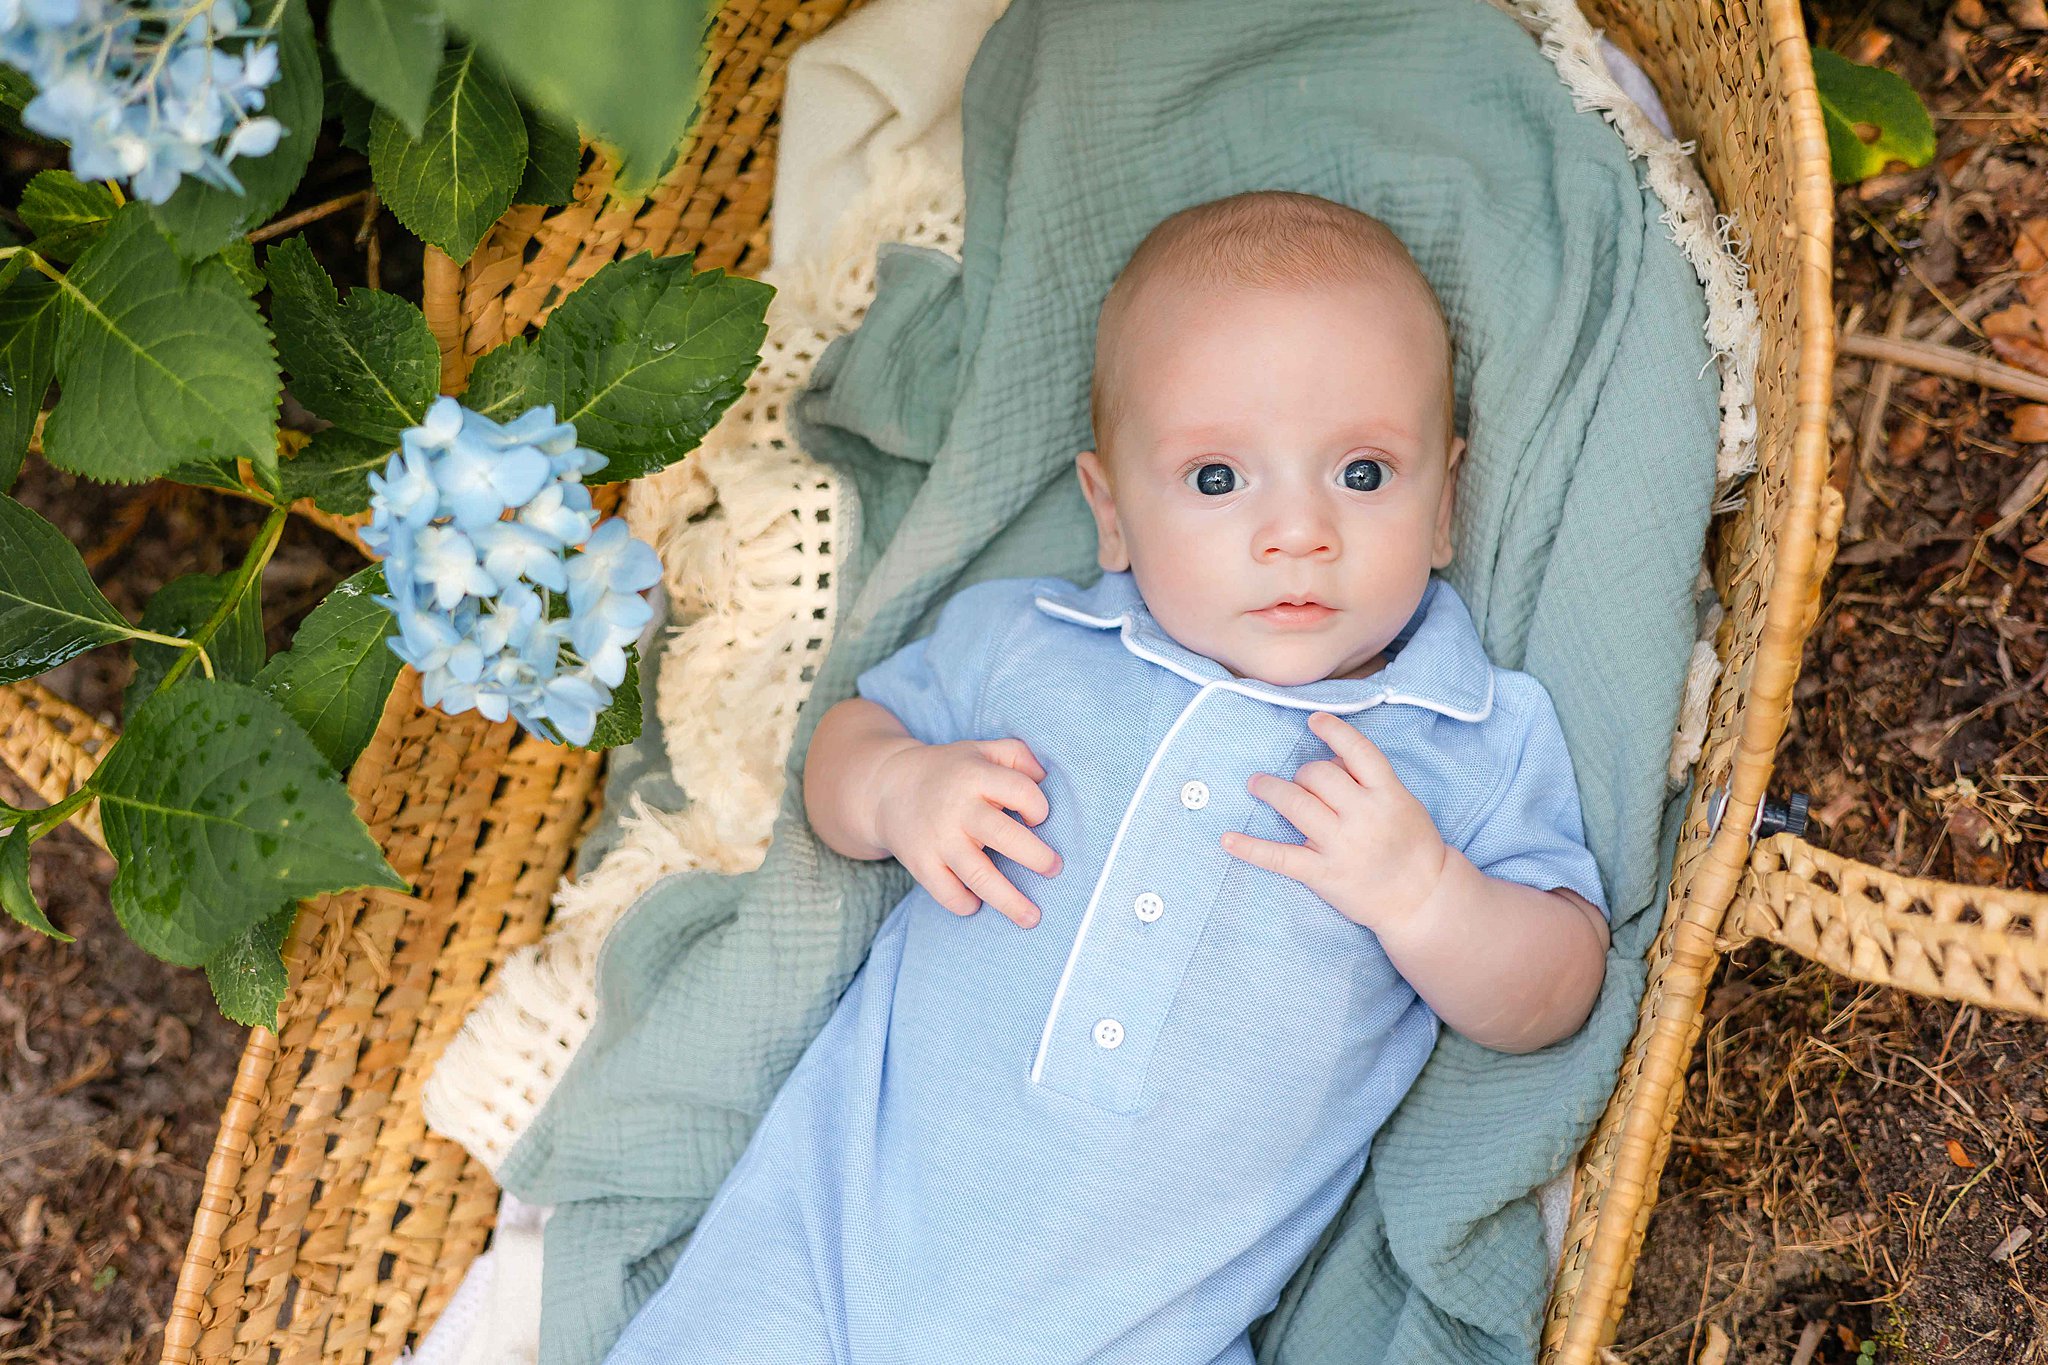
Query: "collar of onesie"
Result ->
[[1030, 568, 1495, 722]]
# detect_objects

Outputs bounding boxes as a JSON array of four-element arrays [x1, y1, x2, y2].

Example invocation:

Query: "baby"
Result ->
[[604, 190, 1611, 1365]]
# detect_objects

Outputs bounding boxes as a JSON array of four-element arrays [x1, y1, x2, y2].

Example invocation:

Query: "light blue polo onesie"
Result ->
[[604, 568, 1609, 1365]]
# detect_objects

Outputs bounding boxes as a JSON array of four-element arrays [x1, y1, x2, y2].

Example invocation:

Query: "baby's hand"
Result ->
[[1222, 710, 1447, 935], [871, 738, 1063, 929]]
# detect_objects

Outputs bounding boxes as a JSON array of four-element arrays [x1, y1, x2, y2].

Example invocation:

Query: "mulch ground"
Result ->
[[2, 3, 2046, 1362]]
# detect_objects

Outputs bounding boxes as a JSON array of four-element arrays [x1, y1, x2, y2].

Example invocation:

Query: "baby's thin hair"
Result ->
[[1089, 190, 1457, 467]]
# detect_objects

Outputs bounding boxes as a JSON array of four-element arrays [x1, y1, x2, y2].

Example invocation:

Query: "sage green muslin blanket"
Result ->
[[499, 0, 1719, 1358]]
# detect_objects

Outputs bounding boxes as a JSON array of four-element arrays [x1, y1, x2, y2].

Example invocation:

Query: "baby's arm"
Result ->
[[804, 697, 925, 861], [803, 696, 1064, 928], [1372, 856, 1609, 1054]]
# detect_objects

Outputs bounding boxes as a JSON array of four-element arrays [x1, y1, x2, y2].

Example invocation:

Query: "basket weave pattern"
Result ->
[[3, 0, 2044, 1360]]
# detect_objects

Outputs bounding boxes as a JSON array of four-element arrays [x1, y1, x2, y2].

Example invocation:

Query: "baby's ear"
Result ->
[[1075, 450, 1131, 572], [1432, 438, 1464, 569]]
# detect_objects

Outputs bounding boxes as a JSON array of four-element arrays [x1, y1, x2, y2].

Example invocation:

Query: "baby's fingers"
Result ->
[[910, 853, 984, 919], [977, 737, 1047, 784], [949, 841, 1045, 930], [973, 805, 1063, 879]]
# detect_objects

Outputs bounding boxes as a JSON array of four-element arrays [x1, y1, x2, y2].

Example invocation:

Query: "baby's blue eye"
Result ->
[[1343, 457, 1389, 492], [1189, 462, 1237, 496]]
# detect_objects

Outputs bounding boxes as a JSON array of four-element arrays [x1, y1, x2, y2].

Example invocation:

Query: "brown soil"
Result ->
[[3, 5, 2045, 1364]]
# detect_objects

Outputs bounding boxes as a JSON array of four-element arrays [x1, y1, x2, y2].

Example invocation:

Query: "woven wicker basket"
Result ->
[[4, 0, 2045, 1360]]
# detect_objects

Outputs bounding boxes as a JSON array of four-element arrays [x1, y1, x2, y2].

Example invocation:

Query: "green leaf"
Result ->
[[89, 678, 409, 968], [580, 642, 642, 749], [160, 452, 254, 494], [147, 0, 323, 260], [253, 563, 403, 772], [438, 0, 714, 197], [536, 252, 770, 481], [368, 42, 527, 264], [517, 99, 583, 207], [2, 817, 72, 942], [461, 333, 539, 419], [278, 426, 395, 515], [19, 171, 119, 264], [44, 205, 282, 487], [322, 45, 378, 156], [328, 0, 446, 139], [0, 492, 132, 683], [0, 267, 60, 493], [264, 235, 439, 441], [218, 239, 265, 297], [0, 66, 58, 151], [123, 569, 268, 716], [204, 901, 295, 1029], [1812, 47, 1937, 186]]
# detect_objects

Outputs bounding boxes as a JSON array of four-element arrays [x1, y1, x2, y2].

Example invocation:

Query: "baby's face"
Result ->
[[1075, 276, 1463, 688]]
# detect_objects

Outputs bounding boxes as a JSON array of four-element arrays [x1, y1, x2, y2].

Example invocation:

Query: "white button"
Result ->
[[1093, 1018, 1124, 1049], [1180, 780, 1210, 810], [1133, 892, 1164, 923]]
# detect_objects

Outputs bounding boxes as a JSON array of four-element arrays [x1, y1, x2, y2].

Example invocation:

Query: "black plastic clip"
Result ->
[[1706, 785, 1812, 843]]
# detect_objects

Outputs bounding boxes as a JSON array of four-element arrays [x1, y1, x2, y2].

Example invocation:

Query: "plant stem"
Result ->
[[128, 625, 218, 679], [152, 502, 289, 698], [25, 786, 93, 840], [249, 189, 374, 243]]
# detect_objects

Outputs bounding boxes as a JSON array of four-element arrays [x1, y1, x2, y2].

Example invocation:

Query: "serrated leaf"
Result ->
[[278, 425, 395, 515], [580, 642, 641, 749], [438, 0, 713, 198], [160, 452, 253, 493], [0, 267, 59, 492], [462, 333, 538, 419], [204, 901, 295, 1029], [19, 171, 119, 264], [147, 0, 322, 260], [123, 569, 268, 716], [265, 235, 438, 441], [1813, 47, 1937, 186], [536, 252, 770, 481], [44, 205, 282, 486], [517, 99, 582, 207], [218, 239, 264, 296], [253, 563, 402, 772], [2, 817, 72, 941], [368, 42, 526, 264], [0, 492, 132, 683], [89, 678, 409, 967], [329, 0, 446, 140]]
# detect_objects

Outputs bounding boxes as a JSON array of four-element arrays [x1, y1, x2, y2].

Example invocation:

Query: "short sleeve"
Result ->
[[852, 578, 1028, 748], [1456, 679, 1610, 919]]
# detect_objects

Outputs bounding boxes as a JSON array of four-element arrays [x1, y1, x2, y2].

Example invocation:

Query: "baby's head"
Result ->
[[1075, 190, 1464, 688]]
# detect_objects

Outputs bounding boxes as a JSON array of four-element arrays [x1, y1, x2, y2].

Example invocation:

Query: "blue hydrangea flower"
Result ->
[[365, 395, 664, 747], [1, 0, 286, 205]]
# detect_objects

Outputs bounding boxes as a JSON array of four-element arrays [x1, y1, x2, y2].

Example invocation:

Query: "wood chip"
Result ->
[[2014, 405, 2048, 442], [1995, 333, 2048, 379], [2019, 218, 2048, 274], [1986, 304, 2044, 340], [1990, 1225, 2033, 1261], [1995, 459, 2048, 524]]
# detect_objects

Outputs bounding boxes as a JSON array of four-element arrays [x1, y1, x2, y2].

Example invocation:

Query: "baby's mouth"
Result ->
[[1250, 601, 1337, 626]]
